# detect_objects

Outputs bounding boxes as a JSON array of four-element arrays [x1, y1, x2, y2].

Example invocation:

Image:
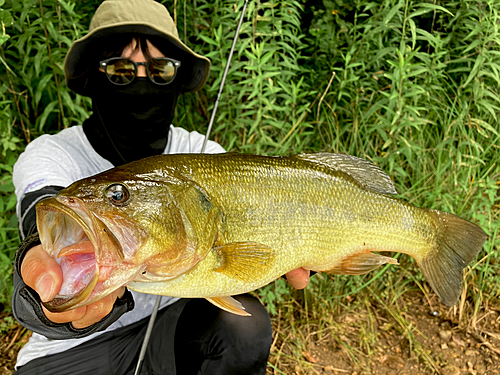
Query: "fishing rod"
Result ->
[[201, 0, 250, 153], [134, 1, 250, 373]]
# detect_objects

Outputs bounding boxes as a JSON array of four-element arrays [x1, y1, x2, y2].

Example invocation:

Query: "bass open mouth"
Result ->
[[36, 197, 101, 312], [36, 196, 147, 313]]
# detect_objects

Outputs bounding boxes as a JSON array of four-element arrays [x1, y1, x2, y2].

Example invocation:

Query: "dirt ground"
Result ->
[[0, 311, 29, 375], [266, 291, 500, 375], [1, 291, 499, 375]]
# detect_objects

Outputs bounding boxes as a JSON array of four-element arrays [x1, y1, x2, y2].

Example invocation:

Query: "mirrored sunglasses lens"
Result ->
[[106, 59, 136, 84], [148, 59, 176, 84]]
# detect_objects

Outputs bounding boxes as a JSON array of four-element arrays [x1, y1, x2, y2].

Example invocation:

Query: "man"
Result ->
[[12, 1, 309, 374]]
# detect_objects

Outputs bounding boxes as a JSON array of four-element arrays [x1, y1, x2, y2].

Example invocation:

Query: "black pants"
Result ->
[[15, 295, 272, 375]]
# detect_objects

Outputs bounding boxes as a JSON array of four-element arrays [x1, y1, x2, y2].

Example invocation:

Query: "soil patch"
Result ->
[[0, 311, 30, 375], [267, 291, 500, 375], [1, 291, 499, 374]]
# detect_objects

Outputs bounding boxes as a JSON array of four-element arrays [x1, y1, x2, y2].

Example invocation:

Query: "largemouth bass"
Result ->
[[35, 153, 487, 315]]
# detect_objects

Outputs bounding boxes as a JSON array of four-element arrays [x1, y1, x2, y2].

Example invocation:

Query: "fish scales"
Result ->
[[35, 152, 487, 314], [132, 154, 433, 297]]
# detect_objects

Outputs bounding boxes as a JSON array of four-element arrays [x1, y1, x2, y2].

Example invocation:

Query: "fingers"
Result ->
[[21, 244, 125, 329], [71, 287, 126, 329], [41, 287, 126, 328], [42, 305, 87, 324], [286, 268, 310, 289], [20, 244, 63, 302]]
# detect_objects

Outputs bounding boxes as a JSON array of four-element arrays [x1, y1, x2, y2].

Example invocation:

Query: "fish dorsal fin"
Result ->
[[205, 296, 251, 316], [295, 153, 397, 195], [322, 252, 398, 275], [214, 241, 275, 282]]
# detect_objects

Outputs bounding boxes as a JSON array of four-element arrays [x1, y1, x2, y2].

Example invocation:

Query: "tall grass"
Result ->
[[0, 1, 499, 367]]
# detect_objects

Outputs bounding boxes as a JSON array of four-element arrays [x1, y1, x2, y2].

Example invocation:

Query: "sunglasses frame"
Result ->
[[99, 57, 181, 86]]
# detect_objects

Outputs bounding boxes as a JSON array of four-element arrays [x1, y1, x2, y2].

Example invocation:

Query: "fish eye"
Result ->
[[105, 184, 130, 206]]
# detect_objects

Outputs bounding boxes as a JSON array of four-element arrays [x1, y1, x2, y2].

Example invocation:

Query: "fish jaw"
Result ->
[[35, 196, 141, 312], [36, 196, 98, 261]]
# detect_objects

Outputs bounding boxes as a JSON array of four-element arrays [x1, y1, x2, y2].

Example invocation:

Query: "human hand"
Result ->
[[285, 268, 310, 289], [21, 244, 125, 329]]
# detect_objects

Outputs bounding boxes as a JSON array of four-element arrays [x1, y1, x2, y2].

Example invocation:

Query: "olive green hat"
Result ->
[[64, 0, 210, 96]]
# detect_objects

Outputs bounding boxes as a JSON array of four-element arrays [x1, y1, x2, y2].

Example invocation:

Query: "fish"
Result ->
[[35, 152, 487, 315]]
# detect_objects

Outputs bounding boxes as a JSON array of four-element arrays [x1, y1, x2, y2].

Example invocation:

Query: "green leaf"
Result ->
[[416, 3, 454, 16], [383, 2, 402, 25], [37, 100, 58, 131], [463, 55, 485, 87], [0, 9, 13, 27], [0, 34, 9, 47], [35, 74, 54, 106]]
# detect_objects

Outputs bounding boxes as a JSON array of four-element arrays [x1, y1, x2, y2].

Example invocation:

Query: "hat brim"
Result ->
[[64, 24, 211, 96]]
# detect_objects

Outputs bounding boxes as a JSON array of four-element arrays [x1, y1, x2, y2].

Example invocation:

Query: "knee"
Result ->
[[175, 295, 272, 374], [225, 294, 272, 343], [215, 295, 272, 371]]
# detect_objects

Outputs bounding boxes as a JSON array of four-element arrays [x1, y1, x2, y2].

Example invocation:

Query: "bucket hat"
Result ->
[[64, 0, 210, 96]]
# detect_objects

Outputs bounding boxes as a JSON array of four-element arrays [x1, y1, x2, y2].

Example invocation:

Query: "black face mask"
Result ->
[[83, 74, 182, 166]]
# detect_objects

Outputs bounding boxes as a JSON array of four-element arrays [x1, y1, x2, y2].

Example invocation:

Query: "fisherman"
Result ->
[[12, 0, 310, 374]]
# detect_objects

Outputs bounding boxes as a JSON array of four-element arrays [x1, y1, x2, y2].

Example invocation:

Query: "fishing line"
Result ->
[[133, 295, 162, 375], [134, 2, 249, 373]]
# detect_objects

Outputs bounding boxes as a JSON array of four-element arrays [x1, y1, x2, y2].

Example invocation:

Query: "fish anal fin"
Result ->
[[214, 242, 274, 282], [324, 252, 398, 275], [206, 296, 251, 316]]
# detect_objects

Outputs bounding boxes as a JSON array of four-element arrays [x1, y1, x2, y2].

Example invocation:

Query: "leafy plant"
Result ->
[[0, 0, 499, 370]]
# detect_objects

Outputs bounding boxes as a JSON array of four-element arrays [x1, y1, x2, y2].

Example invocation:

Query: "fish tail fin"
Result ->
[[418, 210, 487, 306]]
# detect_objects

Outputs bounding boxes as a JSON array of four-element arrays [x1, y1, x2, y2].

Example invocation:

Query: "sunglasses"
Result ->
[[99, 57, 181, 85]]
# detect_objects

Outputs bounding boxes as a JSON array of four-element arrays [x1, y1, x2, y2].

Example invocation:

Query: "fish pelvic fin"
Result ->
[[294, 153, 397, 195], [418, 210, 487, 306], [214, 241, 274, 282], [206, 296, 251, 316], [323, 252, 398, 275]]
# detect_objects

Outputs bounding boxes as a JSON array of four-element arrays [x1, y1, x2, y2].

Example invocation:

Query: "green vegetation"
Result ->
[[1, 0, 499, 372]]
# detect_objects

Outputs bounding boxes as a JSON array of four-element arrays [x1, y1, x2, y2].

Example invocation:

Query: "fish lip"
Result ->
[[42, 272, 100, 313], [36, 196, 104, 311]]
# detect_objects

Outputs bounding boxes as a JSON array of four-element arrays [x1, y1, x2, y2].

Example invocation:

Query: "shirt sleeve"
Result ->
[[13, 134, 82, 197], [166, 126, 226, 154], [13, 135, 84, 236]]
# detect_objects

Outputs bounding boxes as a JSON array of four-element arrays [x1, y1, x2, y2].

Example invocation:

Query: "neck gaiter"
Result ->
[[83, 75, 182, 166]]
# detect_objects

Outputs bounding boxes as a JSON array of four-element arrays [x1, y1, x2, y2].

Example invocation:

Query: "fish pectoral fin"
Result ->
[[214, 241, 274, 282], [205, 296, 251, 316], [324, 252, 398, 275]]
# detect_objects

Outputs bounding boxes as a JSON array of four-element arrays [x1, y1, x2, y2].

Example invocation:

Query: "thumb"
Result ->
[[21, 244, 63, 302], [286, 268, 310, 290]]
